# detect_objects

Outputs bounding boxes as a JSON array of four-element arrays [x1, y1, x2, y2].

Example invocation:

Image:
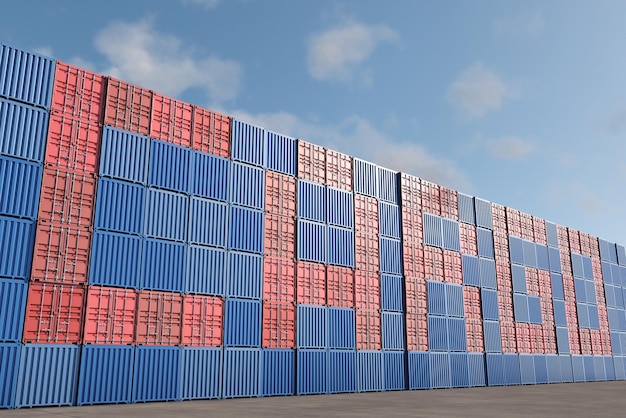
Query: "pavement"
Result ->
[[2, 381, 626, 418]]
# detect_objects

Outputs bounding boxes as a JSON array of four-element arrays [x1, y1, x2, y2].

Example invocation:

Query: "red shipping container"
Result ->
[[104, 77, 152, 135], [532, 216, 547, 245], [181, 294, 223, 347], [406, 313, 428, 352], [400, 173, 421, 211], [264, 213, 295, 259], [31, 223, 91, 284], [500, 321, 517, 353], [263, 257, 296, 302], [439, 186, 458, 220], [45, 114, 101, 174], [579, 328, 592, 355], [568, 227, 581, 254], [579, 232, 592, 257], [538, 270, 552, 299], [354, 270, 380, 311], [506, 207, 522, 237], [356, 308, 381, 350], [496, 261, 512, 290], [498, 295, 514, 323], [296, 261, 326, 306], [601, 330, 613, 355], [493, 232, 510, 262], [405, 276, 427, 315], [265, 171, 297, 216], [424, 246, 444, 281], [590, 235, 601, 259], [150, 93, 193, 147], [459, 223, 478, 256], [590, 329, 603, 355], [136, 290, 183, 346], [262, 301, 295, 349], [403, 242, 424, 278], [530, 325, 544, 353], [491, 203, 507, 234], [355, 232, 379, 272], [51, 62, 105, 123], [520, 212, 534, 241], [443, 250, 462, 285], [191, 107, 230, 158], [354, 195, 379, 234], [560, 252, 573, 277], [297, 140, 325, 184], [23, 282, 85, 344], [326, 266, 355, 308], [464, 286, 481, 319], [421, 180, 441, 216], [83, 286, 136, 345], [525, 268, 540, 296], [466, 319, 484, 353], [38, 168, 96, 228], [568, 324, 581, 354], [325, 149, 352, 190], [401, 207, 423, 244]]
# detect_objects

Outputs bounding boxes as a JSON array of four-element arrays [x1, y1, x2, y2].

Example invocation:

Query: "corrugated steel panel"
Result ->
[[180, 347, 222, 400], [0, 343, 20, 408], [265, 171, 296, 216], [45, 115, 101, 173], [132, 346, 180, 402], [546, 221, 558, 247], [380, 237, 402, 275], [429, 352, 451, 389], [474, 198, 492, 230], [408, 351, 430, 389], [577, 302, 589, 328], [141, 238, 186, 292], [476, 227, 494, 259], [594, 356, 606, 381], [327, 226, 355, 268], [446, 284, 464, 318], [297, 261, 327, 306], [266, 131, 296, 176], [481, 288, 499, 321], [328, 307, 356, 349], [582, 256, 593, 279], [378, 202, 400, 239], [484, 320, 502, 353], [357, 351, 383, 392], [297, 304, 327, 349], [99, 127, 149, 184], [0, 216, 34, 279], [509, 235, 524, 265], [77, 345, 134, 405], [148, 141, 191, 193], [423, 213, 443, 247], [428, 315, 448, 351], [191, 107, 230, 158], [297, 140, 325, 184], [297, 219, 326, 263], [617, 245, 626, 266], [353, 158, 378, 198], [442, 218, 461, 252], [503, 354, 521, 385], [0, 98, 48, 162], [605, 356, 616, 381], [104, 78, 152, 136], [450, 352, 469, 388], [571, 253, 584, 277], [427, 280, 446, 316], [547, 354, 562, 383], [327, 350, 356, 393], [263, 257, 296, 302], [447, 317, 467, 352], [298, 179, 326, 223], [536, 244, 550, 270], [230, 162, 265, 210], [51, 61, 104, 122], [0, 155, 41, 219], [381, 274, 404, 312], [229, 206, 264, 254], [468, 352, 486, 387], [261, 349, 294, 396], [457, 193, 475, 225], [38, 168, 96, 227], [599, 238, 610, 261], [94, 178, 145, 235], [326, 149, 352, 191], [602, 261, 613, 285], [326, 265, 354, 308], [0, 279, 27, 342], [520, 354, 536, 384], [553, 300, 568, 327], [188, 197, 228, 248], [144, 188, 188, 242], [383, 351, 405, 390], [297, 349, 327, 394], [89, 230, 142, 288], [262, 301, 296, 349], [528, 295, 542, 324], [191, 151, 230, 201], [182, 295, 223, 347], [571, 355, 585, 382], [0, 44, 54, 109], [548, 247, 561, 273], [327, 187, 354, 229], [135, 290, 183, 346], [534, 354, 549, 384], [83, 286, 136, 345], [228, 251, 262, 299], [15, 344, 79, 407], [462, 254, 480, 287], [225, 298, 261, 347], [511, 264, 527, 294], [231, 119, 266, 167], [560, 355, 574, 382], [486, 353, 504, 386], [377, 166, 398, 204], [615, 356, 626, 380], [150, 93, 193, 147], [264, 213, 295, 259]]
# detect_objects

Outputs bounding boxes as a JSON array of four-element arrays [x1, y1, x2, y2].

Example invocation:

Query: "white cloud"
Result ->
[[180, 0, 220, 8], [307, 21, 398, 83], [487, 136, 535, 160], [94, 19, 242, 102], [493, 9, 545, 38], [446, 62, 517, 120], [33, 46, 53, 57]]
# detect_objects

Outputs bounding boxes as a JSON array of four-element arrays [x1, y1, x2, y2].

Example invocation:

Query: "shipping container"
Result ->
[[326, 265, 354, 308], [328, 307, 356, 349], [380, 237, 402, 275], [135, 290, 183, 346], [327, 226, 355, 268], [230, 161, 265, 210], [104, 78, 152, 136], [223, 348, 260, 398], [377, 166, 398, 204], [379, 202, 401, 239], [297, 261, 326, 306], [0, 155, 42, 219], [266, 131, 296, 176], [408, 352, 430, 389], [356, 350, 383, 392], [297, 219, 326, 264], [83, 286, 137, 345], [148, 140, 191, 194], [94, 178, 145, 235], [0, 43, 54, 109], [180, 347, 222, 400], [297, 305, 327, 349], [132, 346, 180, 402], [99, 126, 149, 185], [327, 187, 354, 229], [355, 231, 380, 272], [45, 114, 101, 173], [231, 119, 266, 167], [326, 149, 352, 190], [265, 171, 296, 216], [353, 158, 378, 198], [191, 151, 230, 201], [262, 301, 296, 348], [51, 61, 104, 122], [191, 107, 230, 158], [150, 93, 192, 147], [0, 343, 20, 408], [381, 274, 404, 312], [261, 349, 294, 396], [141, 238, 185, 292], [188, 197, 228, 248], [264, 213, 296, 259], [77, 345, 134, 405], [354, 194, 379, 234], [297, 349, 327, 395], [382, 312, 405, 351], [224, 298, 261, 347], [0, 97, 49, 162], [399, 173, 421, 211], [89, 230, 142, 288], [38, 167, 96, 227], [228, 251, 262, 299], [297, 140, 325, 184], [185, 244, 225, 295], [450, 352, 469, 387], [181, 295, 223, 347], [327, 350, 356, 393], [229, 206, 264, 254], [0, 279, 28, 342], [144, 188, 188, 242]]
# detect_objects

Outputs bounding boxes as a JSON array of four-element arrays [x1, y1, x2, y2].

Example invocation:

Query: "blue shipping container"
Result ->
[[503, 353, 521, 386], [328, 307, 356, 349], [479, 257, 497, 289], [0, 44, 55, 109], [357, 351, 384, 392], [534, 354, 549, 384], [511, 264, 527, 294], [231, 119, 266, 168], [230, 162, 265, 210], [486, 353, 504, 386], [224, 298, 261, 347], [382, 312, 405, 351], [380, 237, 402, 275], [141, 238, 186, 292], [297, 305, 327, 349], [0, 279, 28, 342], [298, 179, 326, 223], [462, 254, 480, 287], [483, 320, 502, 353], [546, 221, 558, 247], [383, 351, 405, 390], [297, 219, 326, 263], [228, 251, 262, 299], [546, 354, 562, 384], [229, 206, 264, 254], [427, 280, 447, 316], [180, 347, 222, 400], [327, 187, 354, 229], [381, 274, 404, 312], [266, 131, 296, 176], [377, 166, 398, 204], [0, 343, 20, 409], [0, 215, 35, 279], [94, 178, 145, 235], [327, 350, 356, 394], [509, 236, 524, 265], [191, 151, 230, 201], [457, 193, 475, 225], [99, 127, 150, 184], [423, 213, 443, 248], [186, 245, 226, 295], [0, 155, 41, 219], [442, 218, 461, 252], [429, 352, 451, 389], [89, 230, 142, 288], [327, 226, 355, 268], [378, 202, 401, 239], [450, 352, 469, 388], [148, 140, 191, 193], [353, 158, 378, 198], [477, 227, 494, 259], [571, 355, 586, 382], [261, 349, 294, 396], [297, 349, 327, 395], [0, 97, 49, 162], [132, 346, 180, 402], [428, 315, 448, 351], [447, 317, 467, 352], [408, 352, 431, 390], [519, 354, 536, 384], [468, 353, 487, 387], [77, 345, 134, 405], [188, 197, 228, 248], [474, 198, 492, 230], [446, 283, 464, 318], [481, 288, 499, 321], [144, 188, 188, 242]]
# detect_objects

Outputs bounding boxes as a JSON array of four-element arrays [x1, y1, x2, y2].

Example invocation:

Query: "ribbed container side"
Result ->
[[477, 228, 494, 259], [229, 206, 264, 254], [0, 98, 49, 162], [135, 291, 182, 346], [327, 187, 354, 229], [357, 351, 383, 392], [22, 282, 85, 344], [185, 245, 226, 296], [560, 355, 574, 382], [297, 220, 327, 264], [474, 198, 493, 230], [263, 257, 295, 302], [261, 349, 294, 396], [528, 296, 542, 324], [447, 317, 467, 352], [191, 151, 230, 201], [382, 312, 405, 351], [605, 356, 616, 381], [618, 246, 626, 266], [228, 251, 262, 299], [77, 345, 134, 405], [614, 356, 626, 380], [182, 295, 223, 347], [502, 354, 521, 385], [380, 237, 402, 275], [450, 352, 469, 388], [382, 351, 405, 390], [511, 264, 527, 294], [191, 107, 230, 158], [51, 61, 104, 122], [523, 240, 538, 268], [297, 304, 328, 349], [356, 308, 382, 350], [442, 218, 461, 252], [188, 197, 228, 248], [297, 140, 325, 184], [377, 167, 398, 204], [104, 78, 151, 136], [230, 162, 265, 210], [549, 247, 562, 273], [536, 244, 550, 270], [0, 343, 20, 408], [353, 158, 378, 198], [89, 230, 142, 288], [0, 156, 41, 219], [355, 232, 380, 273], [408, 352, 430, 389], [223, 348, 260, 398], [458, 193, 475, 225], [150, 93, 193, 147], [379, 202, 400, 239], [328, 226, 355, 268], [180, 347, 222, 400], [325, 265, 353, 308], [546, 222, 558, 247], [427, 281, 446, 316], [0, 44, 54, 109], [381, 274, 404, 312], [484, 320, 502, 353], [132, 346, 180, 402], [297, 349, 327, 394], [554, 301, 567, 327], [428, 315, 448, 351], [594, 356, 606, 381], [481, 288, 499, 321], [328, 350, 356, 394], [266, 131, 296, 176], [325, 149, 352, 191], [298, 179, 326, 223], [149, 140, 191, 193], [399, 173, 421, 210], [509, 236, 524, 265], [99, 127, 149, 184], [297, 261, 327, 306], [83, 286, 136, 345], [264, 213, 295, 259], [15, 344, 79, 407], [0, 216, 34, 278], [546, 354, 562, 383], [486, 353, 504, 386], [45, 115, 100, 173], [94, 178, 145, 235], [534, 354, 549, 384], [519, 354, 536, 384], [265, 171, 296, 216], [141, 238, 185, 292], [423, 213, 443, 247], [231, 119, 266, 167], [462, 255, 480, 287], [38, 168, 96, 227], [225, 298, 261, 347], [262, 301, 295, 348], [429, 352, 451, 389], [468, 353, 486, 387], [572, 355, 586, 382], [514, 294, 529, 323], [144, 188, 188, 242], [446, 284, 464, 318], [328, 308, 356, 349], [354, 195, 379, 234], [0, 279, 27, 342]]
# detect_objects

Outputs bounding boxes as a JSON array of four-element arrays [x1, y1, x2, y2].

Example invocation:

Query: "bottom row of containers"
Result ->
[[2, 344, 626, 408]]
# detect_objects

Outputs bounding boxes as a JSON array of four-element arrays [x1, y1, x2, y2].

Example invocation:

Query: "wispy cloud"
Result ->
[[93, 18, 242, 102], [493, 9, 545, 38], [307, 21, 399, 84], [33, 46, 53, 57], [547, 181, 606, 217], [180, 0, 220, 9], [603, 108, 626, 135], [486, 136, 535, 160], [446, 62, 518, 120]]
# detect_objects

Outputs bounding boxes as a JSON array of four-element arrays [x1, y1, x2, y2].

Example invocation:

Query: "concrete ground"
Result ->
[[3, 381, 626, 418]]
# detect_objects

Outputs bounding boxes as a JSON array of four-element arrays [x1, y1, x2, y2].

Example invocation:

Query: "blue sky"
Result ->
[[2, 1, 626, 244]]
